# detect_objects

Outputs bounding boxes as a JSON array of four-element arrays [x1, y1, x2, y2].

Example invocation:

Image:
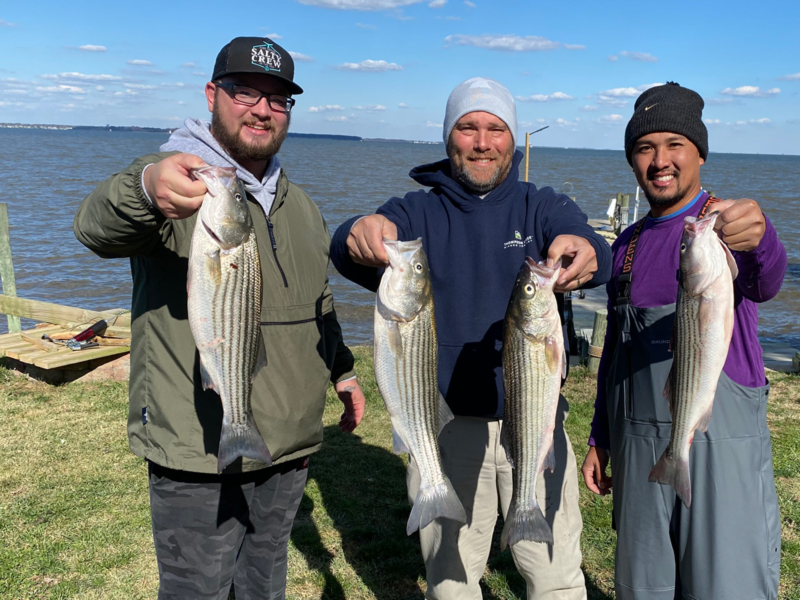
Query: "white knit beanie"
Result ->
[[443, 77, 518, 147]]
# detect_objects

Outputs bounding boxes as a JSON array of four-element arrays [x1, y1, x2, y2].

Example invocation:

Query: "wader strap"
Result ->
[[616, 194, 718, 306]]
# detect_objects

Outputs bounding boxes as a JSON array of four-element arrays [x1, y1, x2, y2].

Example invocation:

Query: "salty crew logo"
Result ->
[[251, 42, 281, 73]]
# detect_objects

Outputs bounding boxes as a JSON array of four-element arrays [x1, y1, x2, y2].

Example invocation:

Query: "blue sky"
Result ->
[[1, 0, 798, 154]]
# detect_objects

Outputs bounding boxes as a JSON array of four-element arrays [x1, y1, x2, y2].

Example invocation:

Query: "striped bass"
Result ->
[[187, 166, 271, 473], [501, 258, 564, 548], [649, 211, 738, 507], [373, 238, 466, 535]]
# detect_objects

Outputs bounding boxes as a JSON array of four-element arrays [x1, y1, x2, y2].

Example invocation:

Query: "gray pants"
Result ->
[[148, 458, 308, 600], [407, 407, 586, 600]]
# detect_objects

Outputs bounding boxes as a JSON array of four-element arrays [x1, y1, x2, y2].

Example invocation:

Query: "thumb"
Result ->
[[381, 217, 398, 241], [177, 153, 210, 173], [711, 199, 735, 229], [547, 237, 568, 263]]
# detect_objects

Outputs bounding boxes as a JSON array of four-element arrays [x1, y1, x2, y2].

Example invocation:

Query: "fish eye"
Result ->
[[234, 193, 243, 202], [680, 243, 687, 252], [414, 263, 424, 272], [524, 284, 534, 294]]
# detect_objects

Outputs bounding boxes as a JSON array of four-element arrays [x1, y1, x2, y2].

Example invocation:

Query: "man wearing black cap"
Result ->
[[74, 37, 365, 598], [581, 82, 786, 599]]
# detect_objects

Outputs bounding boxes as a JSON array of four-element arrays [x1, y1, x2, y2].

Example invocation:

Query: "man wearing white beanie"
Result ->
[[332, 77, 611, 599]]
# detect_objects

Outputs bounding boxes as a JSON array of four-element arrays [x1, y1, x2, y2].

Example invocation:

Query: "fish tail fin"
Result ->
[[649, 450, 691, 508], [217, 417, 272, 473], [407, 475, 466, 536], [501, 500, 553, 550]]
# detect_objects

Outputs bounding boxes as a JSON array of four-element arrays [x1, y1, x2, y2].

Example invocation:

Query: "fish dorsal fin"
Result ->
[[438, 392, 455, 435], [719, 238, 739, 280], [199, 359, 217, 393]]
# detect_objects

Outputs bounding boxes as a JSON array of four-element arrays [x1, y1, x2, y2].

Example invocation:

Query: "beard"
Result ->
[[210, 106, 289, 164], [447, 138, 514, 195], [641, 172, 690, 209]]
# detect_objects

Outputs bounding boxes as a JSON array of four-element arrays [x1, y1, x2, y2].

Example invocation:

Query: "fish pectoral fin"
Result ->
[[199, 359, 218, 392], [252, 332, 267, 384], [719, 238, 739, 280], [438, 392, 455, 435], [391, 426, 411, 455], [544, 336, 561, 375], [205, 249, 222, 286], [387, 321, 404, 356], [542, 439, 556, 473]]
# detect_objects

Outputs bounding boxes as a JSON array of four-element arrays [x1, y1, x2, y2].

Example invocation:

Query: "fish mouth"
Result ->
[[522, 257, 561, 289]]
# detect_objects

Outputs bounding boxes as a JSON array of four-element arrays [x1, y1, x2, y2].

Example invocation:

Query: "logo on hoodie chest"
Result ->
[[504, 230, 534, 249]]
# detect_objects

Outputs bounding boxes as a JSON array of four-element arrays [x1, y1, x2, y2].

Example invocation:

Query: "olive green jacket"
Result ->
[[74, 152, 355, 473]]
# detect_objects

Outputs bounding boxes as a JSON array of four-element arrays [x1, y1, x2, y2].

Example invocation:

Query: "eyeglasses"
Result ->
[[214, 82, 295, 113]]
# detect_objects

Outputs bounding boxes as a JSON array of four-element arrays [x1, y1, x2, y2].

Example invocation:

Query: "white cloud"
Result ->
[[289, 51, 314, 62], [579, 105, 599, 112], [707, 97, 736, 105], [618, 50, 658, 62], [778, 73, 800, 81], [181, 62, 196, 68], [597, 114, 624, 124], [555, 117, 581, 128], [426, 120, 442, 128], [464, 0, 476, 6], [127, 59, 153, 66], [515, 91, 574, 102], [78, 45, 107, 52], [326, 115, 349, 121], [597, 96, 628, 107], [429, 0, 446, 6], [309, 105, 346, 112], [261, 32, 283, 39], [598, 87, 640, 98], [295, 0, 423, 9], [36, 85, 87, 94], [720, 86, 780, 97], [337, 59, 402, 71], [444, 34, 560, 52], [398, 102, 409, 108], [353, 104, 387, 111], [124, 83, 156, 90], [0, 19, 16, 27], [704, 119, 721, 125], [736, 120, 747, 125], [751, 118, 772, 124], [192, 71, 209, 77], [355, 22, 377, 29], [41, 72, 123, 84], [563, 44, 586, 50], [608, 55, 619, 62]]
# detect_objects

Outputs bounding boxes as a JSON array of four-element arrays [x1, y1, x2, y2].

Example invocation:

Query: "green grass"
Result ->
[[0, 348, 798, 599]]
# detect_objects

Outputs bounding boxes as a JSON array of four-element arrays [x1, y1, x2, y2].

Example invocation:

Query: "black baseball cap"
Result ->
[[212, 37, 303, 95]]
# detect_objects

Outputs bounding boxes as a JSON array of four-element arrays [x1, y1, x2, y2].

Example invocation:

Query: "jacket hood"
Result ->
[[160, 118, 282, 215], [409, 150, 525, 211]]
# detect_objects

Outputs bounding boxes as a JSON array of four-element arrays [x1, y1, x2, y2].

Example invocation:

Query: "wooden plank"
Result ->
[[20, 332, 61, 353], [34, 346, 129, 369], [7, 346, 56, 363], [0, 326, 63, 350], [0, 205, 20, 333], [0, 295, 131, 328]]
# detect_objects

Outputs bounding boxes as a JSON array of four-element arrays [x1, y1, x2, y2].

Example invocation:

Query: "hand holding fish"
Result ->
[[547, 234, 598, 292], [144, 153, 210, 220], [712, 198, 766, 252], [347, 214, 398, 267], [581, 446, 612, 496], [335, 379, 366, 433]]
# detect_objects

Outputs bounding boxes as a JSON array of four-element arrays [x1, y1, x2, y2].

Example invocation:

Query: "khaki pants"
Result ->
[[407, 396, 586, 600]]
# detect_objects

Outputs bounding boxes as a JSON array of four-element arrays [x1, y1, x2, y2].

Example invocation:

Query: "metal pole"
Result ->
[[633, 186, 640, 222], [524, 131, 530, 183]]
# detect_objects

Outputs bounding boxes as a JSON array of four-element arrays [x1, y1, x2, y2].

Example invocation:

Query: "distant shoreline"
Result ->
[[0, 123, 797, 156]]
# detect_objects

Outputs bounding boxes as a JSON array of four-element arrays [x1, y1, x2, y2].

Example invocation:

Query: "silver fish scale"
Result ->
[[212, 231, 262, 425], [374, 298, 444, 486], [503, 329, 560, 509]]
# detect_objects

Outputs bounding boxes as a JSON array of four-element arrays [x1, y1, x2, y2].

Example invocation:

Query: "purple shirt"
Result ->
[[589, 192, 788, 449]]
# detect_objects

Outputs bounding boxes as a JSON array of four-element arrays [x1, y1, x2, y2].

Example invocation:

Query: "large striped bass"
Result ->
[[187, 166, 271, 473], [649, 211, 738, 507], [373, 238, 466, 535], [501, 258, 564, 548]]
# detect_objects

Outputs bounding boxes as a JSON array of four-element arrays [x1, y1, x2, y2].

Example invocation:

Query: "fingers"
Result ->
[[712, 199, 765, 252], [347, 215, 397, 267], [336, 381, 366, 433], [145, 153, 209, 220], [548, 236, 597, 292], [581, 447, 612, 495]]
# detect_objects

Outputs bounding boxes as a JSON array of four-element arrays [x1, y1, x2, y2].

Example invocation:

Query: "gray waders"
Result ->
[[606, 205, 780, 600]]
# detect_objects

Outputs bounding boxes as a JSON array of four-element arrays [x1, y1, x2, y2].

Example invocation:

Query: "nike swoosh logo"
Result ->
[[644, 104, 658, 111]]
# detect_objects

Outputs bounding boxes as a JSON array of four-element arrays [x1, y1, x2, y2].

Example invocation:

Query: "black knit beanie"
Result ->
[[624, 82, 708, 165]]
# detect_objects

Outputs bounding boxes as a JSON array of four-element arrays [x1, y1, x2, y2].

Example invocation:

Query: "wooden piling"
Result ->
[[587, 309, 607, 373], [0, 204, 20, 333]]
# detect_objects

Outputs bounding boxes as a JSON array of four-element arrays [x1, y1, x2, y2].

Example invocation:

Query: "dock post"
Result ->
[[0, 204, 20, 333], [617, 192, 630, 229], [587, 309, 607, 373]]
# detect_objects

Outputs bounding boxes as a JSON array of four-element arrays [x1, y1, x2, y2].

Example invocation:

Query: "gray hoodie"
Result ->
[[160, 118, 281, 216]]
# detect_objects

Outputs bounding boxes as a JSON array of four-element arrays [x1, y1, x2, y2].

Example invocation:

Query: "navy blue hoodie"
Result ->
[[331, 151, 611, 418]]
